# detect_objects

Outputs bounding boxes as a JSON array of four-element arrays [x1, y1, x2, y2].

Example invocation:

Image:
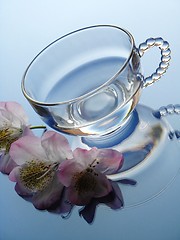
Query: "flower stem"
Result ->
[[30, 125, 47, 130]]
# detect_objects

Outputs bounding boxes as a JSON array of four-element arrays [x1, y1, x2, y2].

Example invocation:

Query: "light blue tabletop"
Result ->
[[0, 1, 180, 240]]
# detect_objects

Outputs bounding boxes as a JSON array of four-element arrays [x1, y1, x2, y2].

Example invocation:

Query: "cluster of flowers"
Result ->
[[0, 102, 136, 224]]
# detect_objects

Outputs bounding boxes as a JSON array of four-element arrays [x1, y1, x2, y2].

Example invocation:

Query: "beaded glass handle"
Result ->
[[154, 104, 180, 140], [138, 38, 171, 88]]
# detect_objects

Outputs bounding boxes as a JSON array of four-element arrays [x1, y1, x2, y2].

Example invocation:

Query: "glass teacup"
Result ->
[[22, 25, 170, 137]]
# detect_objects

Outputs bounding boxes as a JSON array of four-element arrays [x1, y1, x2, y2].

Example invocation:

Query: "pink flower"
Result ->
[[58, 147, 124, 206], [0, 101, 32, 174], [9, 131, 73, 210]]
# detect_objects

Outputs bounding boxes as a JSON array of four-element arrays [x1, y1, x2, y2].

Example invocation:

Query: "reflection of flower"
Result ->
[[79, 179, 136, 224], [9, 131, 73, 210], [0, 102, 32, 174], [58, 147, 124, 206], [79, 180, 124, 224]]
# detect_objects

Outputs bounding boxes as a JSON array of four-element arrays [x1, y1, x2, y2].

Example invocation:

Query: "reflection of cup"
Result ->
[[22, 25, 171, 136]]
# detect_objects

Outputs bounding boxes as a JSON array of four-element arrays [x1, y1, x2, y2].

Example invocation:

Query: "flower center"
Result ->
[[19, 160, 58, 192], [0, 127, 22, 153], [73, 167, 98, 195]]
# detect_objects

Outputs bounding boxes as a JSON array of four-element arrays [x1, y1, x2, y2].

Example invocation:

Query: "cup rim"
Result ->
[[22, 24, 137, 106]]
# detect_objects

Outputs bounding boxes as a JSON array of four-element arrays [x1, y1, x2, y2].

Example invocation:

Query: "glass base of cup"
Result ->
[[72, 104, 180, 207]]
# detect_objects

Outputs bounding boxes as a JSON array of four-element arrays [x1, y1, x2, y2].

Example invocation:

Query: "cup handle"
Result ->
[[138, 37, 171, 88]]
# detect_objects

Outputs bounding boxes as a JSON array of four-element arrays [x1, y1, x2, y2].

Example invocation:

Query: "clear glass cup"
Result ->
[[21, 25, 176, 207], [22, 25, 170, 137]]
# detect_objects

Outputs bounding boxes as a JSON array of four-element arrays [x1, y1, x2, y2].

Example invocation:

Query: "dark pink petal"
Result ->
[[105, 181, 124, 209], [32, 175, 64, 210], [79, 200, 98, 224], [67, 185, 95, 206], [93, 172, 112, 198], [79, 181, 124, 224], [41, 131, 73, 161], [95, 149, 124, 174], [48, 187, 74, 215], [118, 178, 137, 185], [58, 159, 83, 187], [14, 183, 33, 197], [0, 153, 17, 174], [9, 167, 33, 196], [67, 171, 112, 206]]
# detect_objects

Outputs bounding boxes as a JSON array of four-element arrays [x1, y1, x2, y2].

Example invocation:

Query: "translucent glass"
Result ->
[[22, 25, 142, 136]]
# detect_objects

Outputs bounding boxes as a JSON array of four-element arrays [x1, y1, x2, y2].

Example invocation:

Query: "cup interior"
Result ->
[[22, 25, 142, 136]]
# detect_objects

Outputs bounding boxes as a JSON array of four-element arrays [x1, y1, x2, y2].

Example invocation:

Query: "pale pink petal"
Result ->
[[0, 109, 13, 127], [32, 175, 64, 210], [41, 131, 73, 162], [4, 102, 28, 125], [10, 135, 47, 165], [9, 166, 21, 182], [72, 148, 123, 174], [95, 149, 124, 174], [0, 153, 17, 174], [0, 102, 6, 108], [72, 147, 98, 167], [58, 159, 83, 187]]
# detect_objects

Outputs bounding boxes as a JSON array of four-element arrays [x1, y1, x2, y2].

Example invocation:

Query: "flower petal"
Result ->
[[67, 185, 95, 206], [3, 102, 28, 125], [9, 167, 33, 196], [72, 147, 124, 175], [118, 178, 137, 185], [41, 131, 73, 162], [93, 172, 112, 198], [58, 159, 83, 187], [10, 135, 47, 165], [72, 148, 97, 167], [79, 200, 98, 224], [22, 127, 34, 137], [105, 181, 124, 209], [48, 187, 74, 215], [66, 171, 112, 206], [14, 183, 33, 197], [9, 166, 21, 182], [32, 175, 64, 210], [0, 153, 17, 174], [95, 149, 124, 174]]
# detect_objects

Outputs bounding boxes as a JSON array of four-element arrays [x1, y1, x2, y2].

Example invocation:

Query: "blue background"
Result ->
[[0, 1, 180, 239]]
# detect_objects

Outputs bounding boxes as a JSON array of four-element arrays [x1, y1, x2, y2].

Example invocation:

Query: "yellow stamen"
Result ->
[[73, 167, 97, 195], [0, 127, 22, 153], [19, 160, 58, 192]]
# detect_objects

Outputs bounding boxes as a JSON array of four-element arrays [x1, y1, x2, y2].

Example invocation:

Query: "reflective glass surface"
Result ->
[[0, 1, 180, 240]]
